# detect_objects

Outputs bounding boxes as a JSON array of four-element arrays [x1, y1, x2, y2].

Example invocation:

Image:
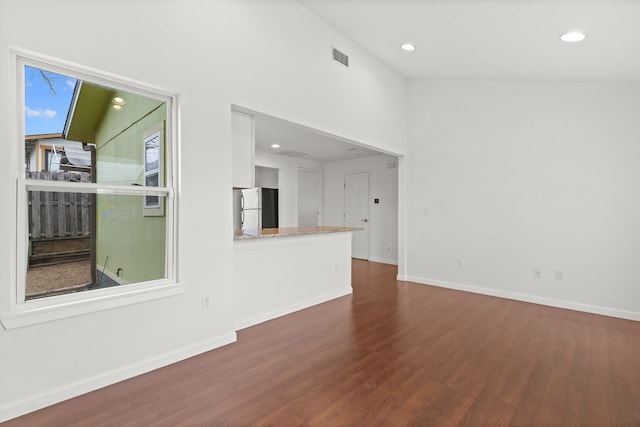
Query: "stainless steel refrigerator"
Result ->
[[235, 187, 278, 235]]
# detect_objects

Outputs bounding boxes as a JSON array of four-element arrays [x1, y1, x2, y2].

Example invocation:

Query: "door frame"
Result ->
[[297, 166, 324, 227], [344, 169, 370, 260]]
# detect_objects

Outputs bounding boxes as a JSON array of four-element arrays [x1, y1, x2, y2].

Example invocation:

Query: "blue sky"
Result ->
[[24, 66, 77, 136]]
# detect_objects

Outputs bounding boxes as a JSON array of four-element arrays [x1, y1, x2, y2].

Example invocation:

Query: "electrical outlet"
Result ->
[[555, 269, 564, 280], [201, 296, 212, 310], [457, 258, 464, 269], [533, 268, 542, 279]]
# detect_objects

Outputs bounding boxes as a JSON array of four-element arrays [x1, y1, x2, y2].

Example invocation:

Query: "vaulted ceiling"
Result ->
[[299, 0, 640, 82], [260, 0, 640, 163]]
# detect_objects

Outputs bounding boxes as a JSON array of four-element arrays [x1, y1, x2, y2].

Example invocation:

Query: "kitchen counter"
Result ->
[[234, 226, 362, 240], [233, 226, 359, 330]]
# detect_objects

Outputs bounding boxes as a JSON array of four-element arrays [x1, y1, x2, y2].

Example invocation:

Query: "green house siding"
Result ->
[[94, 90, 167, 284], [96, 195, 166, 284]]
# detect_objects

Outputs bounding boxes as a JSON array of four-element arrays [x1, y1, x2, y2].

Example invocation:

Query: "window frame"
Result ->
[[142, 125, 165, 216], [1, 47, 183, 330]]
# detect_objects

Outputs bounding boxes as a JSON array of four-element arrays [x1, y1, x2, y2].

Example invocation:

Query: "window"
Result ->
[[1, 48, 182, 329], [143, 126, 164, 215]]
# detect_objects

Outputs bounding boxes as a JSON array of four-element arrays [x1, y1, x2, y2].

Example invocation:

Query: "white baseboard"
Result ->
[[235, 287, 353, 331], [0, 332, 237, 423], [405, 275, 640, 322], [368, 257, 398, 266]]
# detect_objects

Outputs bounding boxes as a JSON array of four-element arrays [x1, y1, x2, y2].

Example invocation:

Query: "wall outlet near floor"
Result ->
[[201, 295, 212, 310], [555, 269, 564, 280], [533, 268, 542, 279], [456, 258, 464, 269]]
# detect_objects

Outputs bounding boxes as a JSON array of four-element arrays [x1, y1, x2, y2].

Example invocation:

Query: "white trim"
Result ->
[[63, 80, 82, 138], [1, 281, 186, 329], [9, 49, 22, 312], [396, 155, 407, 280], [405, 275, 640, 322], [0, 332, 237, 423], [297, 166, 324, 226], [8, 47, 182, 324], [235, 287, 352, 331], [15, 182, 28, 304], [167, 95, 181, 285], [368, 256, 398, 266], [22, 179, 174, 197], [14, 47, 177, 103], [344, 170, 370, 260], [142, 124, 165, 215]]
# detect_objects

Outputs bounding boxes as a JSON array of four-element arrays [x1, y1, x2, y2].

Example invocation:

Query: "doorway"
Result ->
[[344, 171, 369, 260]]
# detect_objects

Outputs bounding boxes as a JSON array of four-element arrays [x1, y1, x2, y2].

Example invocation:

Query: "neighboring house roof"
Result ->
[[24, 134, 93, 172], [63, 141, 92, 168], [25, 133, 63, 167], [25, 132, 60, 158], [25, 133, 64, 141]]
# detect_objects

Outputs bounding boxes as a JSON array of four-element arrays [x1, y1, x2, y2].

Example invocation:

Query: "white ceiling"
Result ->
[[257, 0, 640, 163], [299, 0, 640, 82], [254, 113, 384, 163]]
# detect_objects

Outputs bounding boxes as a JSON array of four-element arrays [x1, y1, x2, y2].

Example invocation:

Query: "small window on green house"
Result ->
[[143, 127, 164, 215]]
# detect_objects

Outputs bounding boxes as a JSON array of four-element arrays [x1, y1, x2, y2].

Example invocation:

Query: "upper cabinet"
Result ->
[[231, 110, 255, 188]]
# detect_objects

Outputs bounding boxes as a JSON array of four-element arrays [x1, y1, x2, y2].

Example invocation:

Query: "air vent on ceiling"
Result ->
[[279, 150, 308, 158], [332, 46, 349, 68]]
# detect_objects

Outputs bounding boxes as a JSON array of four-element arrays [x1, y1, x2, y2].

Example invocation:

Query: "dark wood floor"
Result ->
[[5, 260, 640, 426]]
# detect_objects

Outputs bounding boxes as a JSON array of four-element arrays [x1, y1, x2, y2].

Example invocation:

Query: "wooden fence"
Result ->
[[28, 171, 92, 240]]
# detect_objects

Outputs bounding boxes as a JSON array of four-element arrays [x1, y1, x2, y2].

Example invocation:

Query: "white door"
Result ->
[[344, 172, 369, 260], [298, 168, 322, 227]]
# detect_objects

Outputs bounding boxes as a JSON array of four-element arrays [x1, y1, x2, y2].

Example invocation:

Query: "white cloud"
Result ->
[[26, 106, 57, 118], [66, 79, 75, 90], [25, 107, 40, 117]]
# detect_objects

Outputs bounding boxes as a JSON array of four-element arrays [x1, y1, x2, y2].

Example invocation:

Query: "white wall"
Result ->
[[406, 80, 640, 320], [324, 154, 399, 264], [234, 232, 352, 330], [255, 166, 279, 188], [254, 150, 323, 227], [0, 0, 407, 421]]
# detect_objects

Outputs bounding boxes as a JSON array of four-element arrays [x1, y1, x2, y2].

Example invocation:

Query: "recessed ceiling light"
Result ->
[[111, 97, 126, 110], [560, 31, 587, 42], [401, 43, 416, 52], [270, 144, 280, 149]]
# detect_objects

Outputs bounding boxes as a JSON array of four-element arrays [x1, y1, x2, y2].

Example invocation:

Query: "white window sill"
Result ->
[[1, 281, 186, 330]]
